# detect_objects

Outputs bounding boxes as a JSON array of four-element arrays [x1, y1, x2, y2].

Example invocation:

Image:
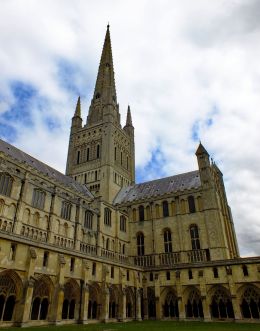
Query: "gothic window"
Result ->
[[241, 286, 260, 319], [61, 280, 79, 320], [104, 207, 111, 226], [9, 243, 16, 261], [61, 201, 72, 221], [211, 288, 234, 319], [190, 224, 200, 250], [186, 289, 204, 318], [120, 215, 126, 232], [95, 170, 98, 181], [121, 151, 123, 165], [106, 238, 110, 250], [92, 262, 96, 276], [127, 156, 129, 170], [70, 258, 75, 272], [32, 189, 45, 210], [84, 211, 93, 229], [138, 205, 144, 222], [0, 173, 13, 197], [111, 266, 114, 278], [0, 273, 18, 321], [162, 201, 169, 217], [114, 147, 117, 161], [97, 145, 100, 159], [166, 271, 171, 280], [163, 291, 179, 318], [188, 196, 196, 213], [137, 232, 145, 256], [122, 244, 125, 255], [164, 229, 172, 253], [188, 269, 193, 279], [95, 93, 100, 99]]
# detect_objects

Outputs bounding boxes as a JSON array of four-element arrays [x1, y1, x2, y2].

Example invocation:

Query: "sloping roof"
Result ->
[[114, 170, 201, 205], [0, 138, 93, 198]]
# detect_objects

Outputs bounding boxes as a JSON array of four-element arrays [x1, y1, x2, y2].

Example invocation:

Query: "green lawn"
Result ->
[[6, 320, 260, 331]]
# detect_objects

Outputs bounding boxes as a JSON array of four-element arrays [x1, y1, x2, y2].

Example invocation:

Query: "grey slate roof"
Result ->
[[114, 171, 201, 205], [0, 138, 93, 198]]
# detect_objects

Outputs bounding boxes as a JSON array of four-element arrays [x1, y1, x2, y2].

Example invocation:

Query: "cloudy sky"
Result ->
[[0, 0, 260, 256]]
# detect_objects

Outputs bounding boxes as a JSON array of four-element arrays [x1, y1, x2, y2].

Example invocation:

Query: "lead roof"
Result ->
[[114, 170, 201, 205], [0, 139, 93, 198]]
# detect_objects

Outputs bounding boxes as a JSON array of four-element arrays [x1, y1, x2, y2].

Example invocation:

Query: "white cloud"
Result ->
[[0, 0, 260, 255]]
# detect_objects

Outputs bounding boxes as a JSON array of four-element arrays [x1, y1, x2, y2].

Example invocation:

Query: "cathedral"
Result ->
[[0, 25, 259, 327]]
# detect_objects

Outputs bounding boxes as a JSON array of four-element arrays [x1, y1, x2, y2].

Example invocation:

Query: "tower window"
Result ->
[[127, 156, 129, 170], [137, 232, 145, 256], [111, 266, 114, 278], [166, 271, 171, 280], [114, 147, 117, 161], [120, 215, 126, 232], [77, 150, 80, 164], [121, 151, 123, 165], [188, 196, 196, 213], [97, 145, 100, 159], [164, 229, 172, 253], [150, 272, 153, 281], [87, 147, 90, 161], [188, 269, 193, 279], [127, 270, 130, 281], [95, 93, 100, 99], [95, 170, 98, 181], [190, 224, 200, 250]]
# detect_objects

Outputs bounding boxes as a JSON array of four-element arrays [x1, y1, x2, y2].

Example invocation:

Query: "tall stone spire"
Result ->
[[70, 96, 82, 134], [87, 25, 120, 126]]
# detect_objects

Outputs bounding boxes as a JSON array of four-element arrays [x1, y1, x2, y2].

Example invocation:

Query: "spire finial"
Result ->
[[74, 96, 81, 117], [126, 105, 133, 126], [107, 22, 110, 29]]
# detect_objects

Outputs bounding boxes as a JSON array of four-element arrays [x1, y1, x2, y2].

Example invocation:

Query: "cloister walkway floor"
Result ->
[[6, 321, 260, 331]]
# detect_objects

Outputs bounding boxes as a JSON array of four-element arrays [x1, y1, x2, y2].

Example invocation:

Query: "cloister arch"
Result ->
[[0, 270, 23, 322], [30, 275, 53, 321], [125, 287, 135, 319], [210, 286, 234, 319], [239, 285, 260, 319], [88, 283, 102, 320], [109, 285, 120, 319], [61, 279, 80, 320], [161, 288, 179, 319], [185, 287, 204, 319]]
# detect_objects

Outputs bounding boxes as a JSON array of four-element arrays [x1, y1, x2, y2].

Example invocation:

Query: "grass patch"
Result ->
[[6, 320, 260, 331]]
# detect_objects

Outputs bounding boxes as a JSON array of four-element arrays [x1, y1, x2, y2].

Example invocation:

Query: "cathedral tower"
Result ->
[[66, 25, 135, 203]]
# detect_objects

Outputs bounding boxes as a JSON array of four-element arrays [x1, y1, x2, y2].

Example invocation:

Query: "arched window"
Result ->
[[162, 201, 169, 217], [61, 201, 72, 221], [241, 286, 260, 319], [188, 196, 196, 213], [120, 215, 126, 232], [213, 267, 219, 278], [139, 205, 144, 222], [32, 189, 45, 210], [97, 145, 100, 159], [0, 173, 13, 197], [190, 225, 200, 250], [104, 208, 111, 226], [186, 289, 204, 318], [211, 288, 234, 319], [106, 238, 110, 250], [86, 147, 90, 161], [114, 147, 117, 161], [164, 229, 172, 253], [242, 265, 249, 277], [137, 233, 144, 256], [84, 211, 93, 229]]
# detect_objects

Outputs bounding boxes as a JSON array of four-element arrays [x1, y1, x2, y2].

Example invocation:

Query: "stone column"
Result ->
[[231, 296, 242, 321], [55, 285, 65, 324], [119, 289, 126, 321], [102, 286, 110, 322], [80, 284, 90, 324], [136, 289, 142, 321], [201, 296, 211, 322], [20, 279, 34, 326]]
